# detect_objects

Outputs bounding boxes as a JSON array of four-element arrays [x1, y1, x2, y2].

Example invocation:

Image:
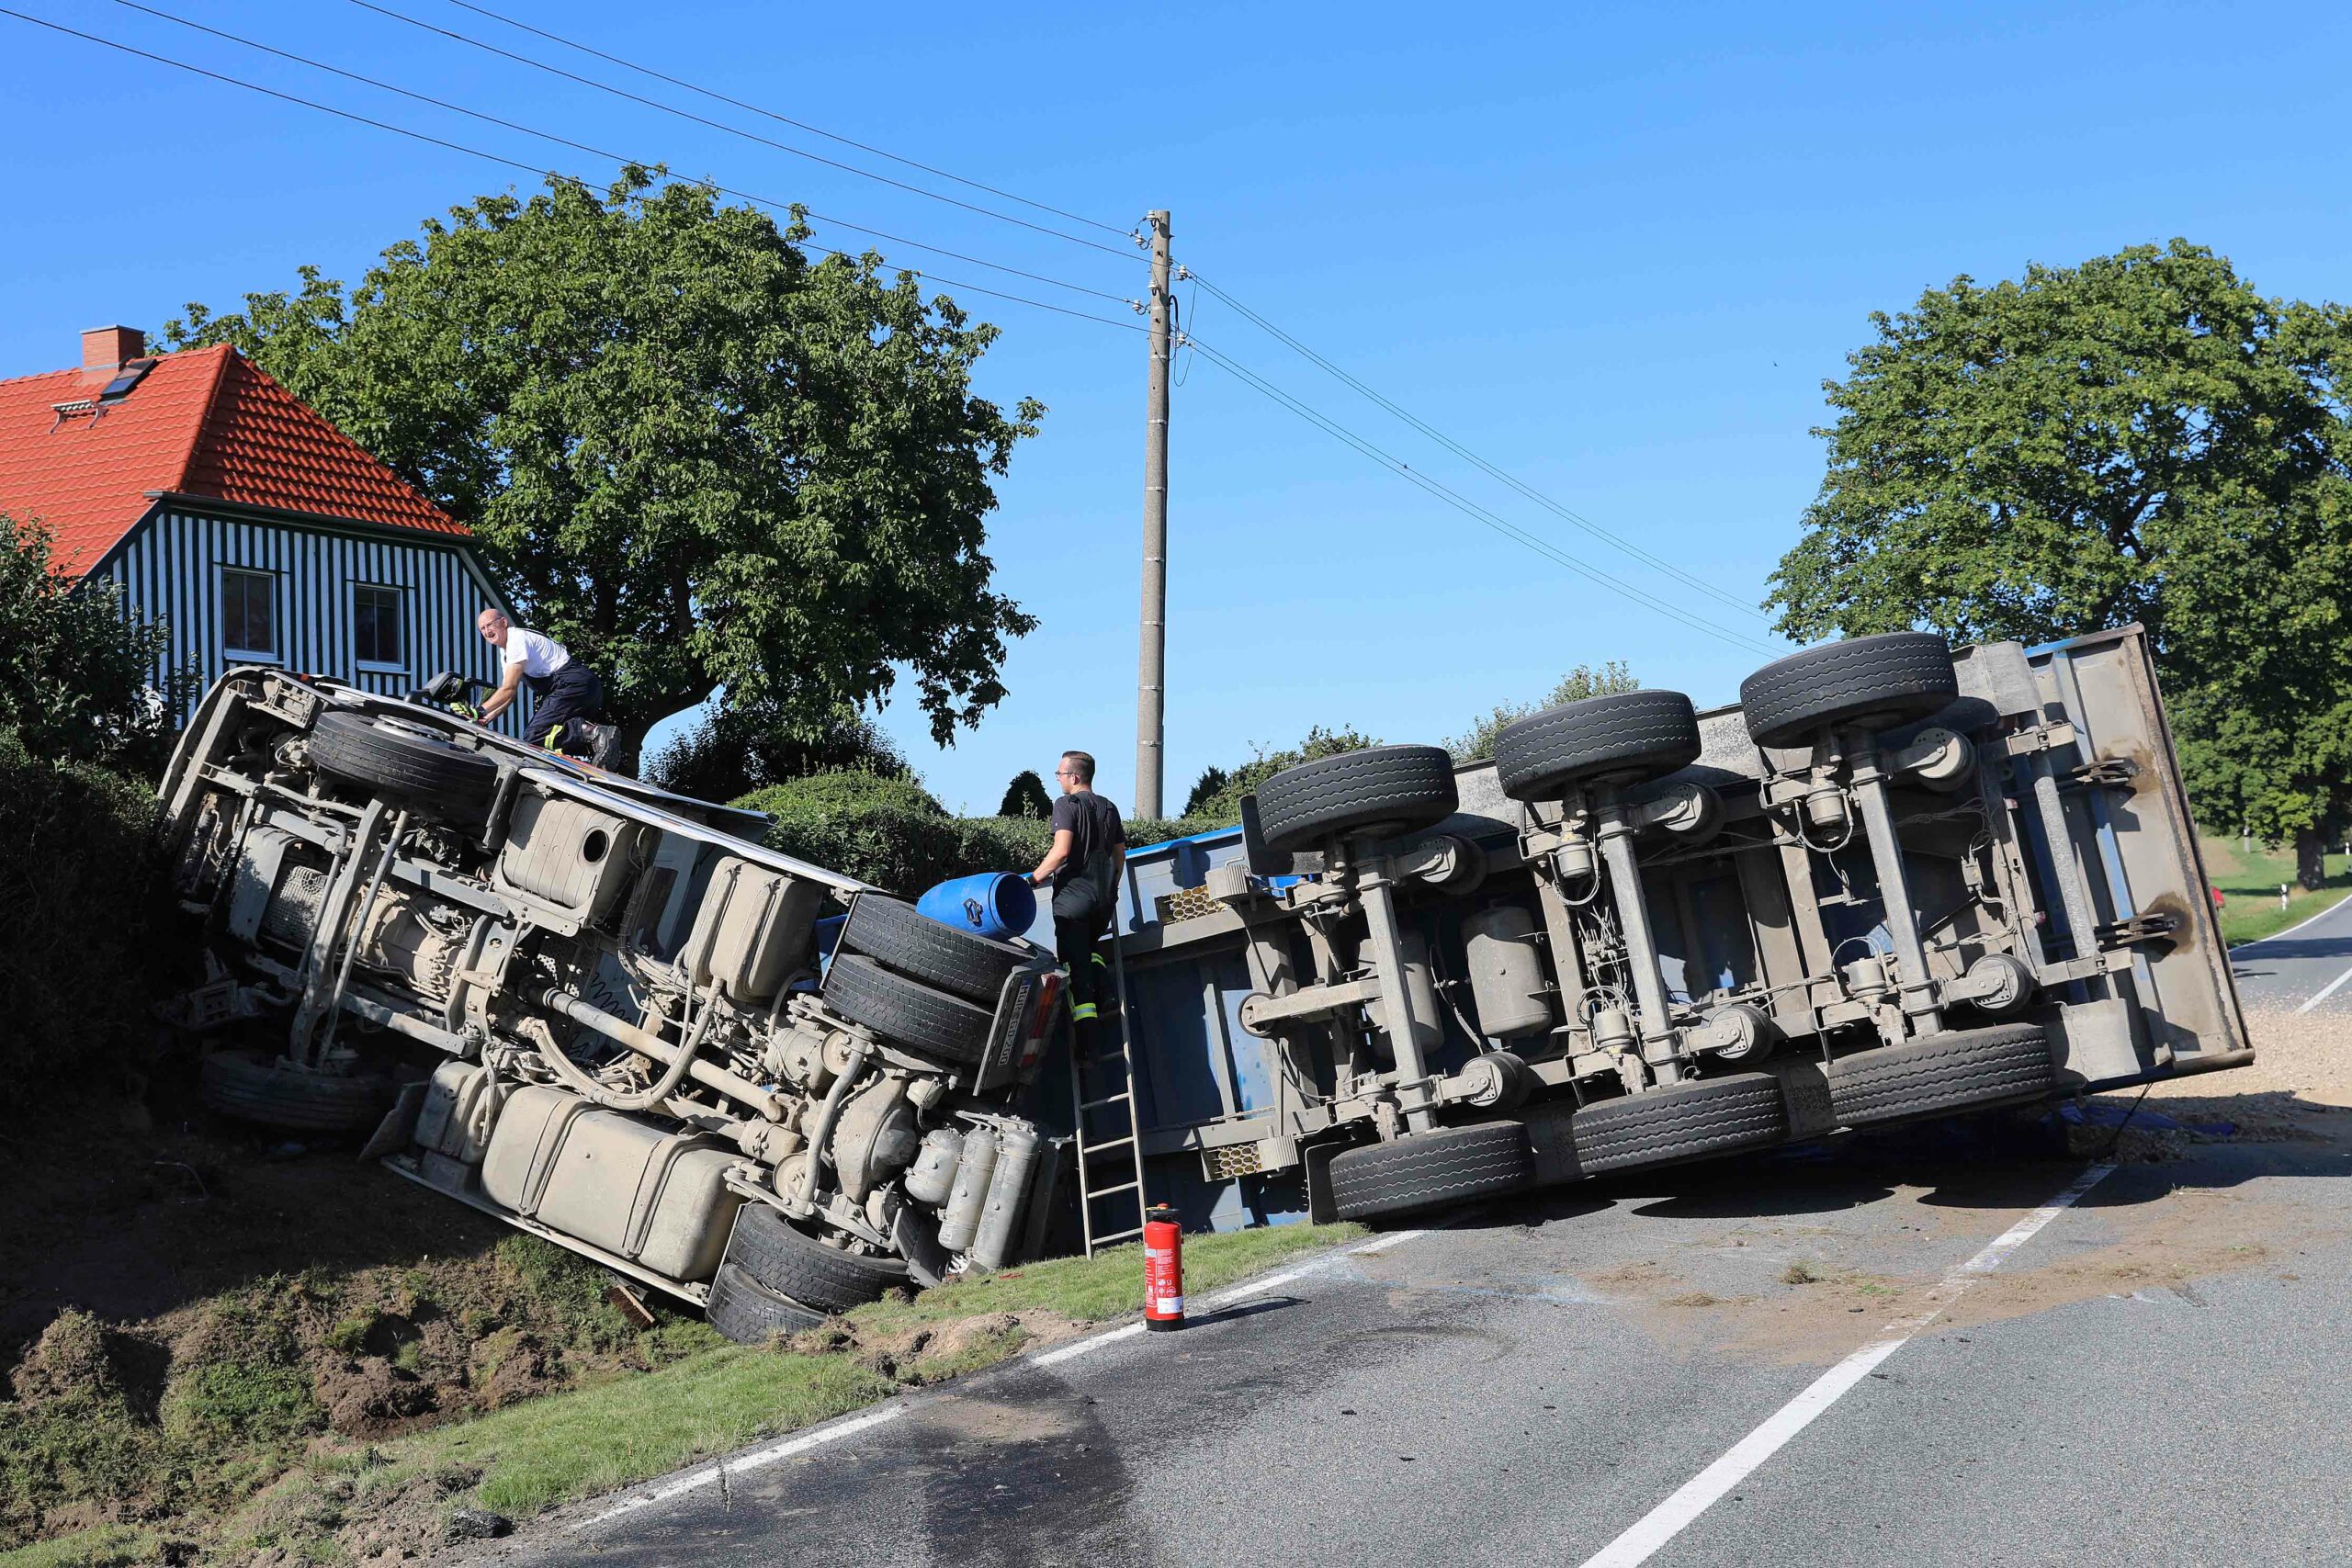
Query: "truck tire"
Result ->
[[726, 1204, 909, 1313], [1493, 691, 1703, 802], [841, 894, 1030, 1006], [1738, 632, 1958, 749], [198, 1049, 394, 1133], [706, 1260, 827, 1344], [821, 953, 992, 1066], [310, 711, 499, 820], [1256, 745, 1459, 854], [1328, 1122, 1533, 1221], [1569, 1073, 1788, 1174], [1826, 1023, 2053, 1128]]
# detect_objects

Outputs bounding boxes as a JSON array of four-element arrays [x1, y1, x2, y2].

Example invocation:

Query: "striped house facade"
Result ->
[[1, 328, 517, 729], [93, 501, 510, 708]]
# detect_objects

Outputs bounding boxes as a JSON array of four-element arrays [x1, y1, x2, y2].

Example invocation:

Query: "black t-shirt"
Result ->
[[1050, 790, 1125, 893]]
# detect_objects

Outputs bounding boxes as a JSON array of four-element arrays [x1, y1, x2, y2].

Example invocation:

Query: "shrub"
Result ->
[[0, 512, 190, 776], [1186, 725, 1380, 826], [1448, 660, 1639, 762], [642, 700, 911, 804], [0, 726, 179, 1101], [731, 770, 1219, 895], [737, 770, 944, 818]]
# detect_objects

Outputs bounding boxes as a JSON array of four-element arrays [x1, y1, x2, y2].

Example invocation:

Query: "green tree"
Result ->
[[1187, 725, 1381, 826], [0, 513, 186, 774], [1769, 241, 2338, 649], [1769, 240, 2352, 883], [997, 769, 1053, 819], [2162, 478, 2352, 884], [168, 169, 1042, 773], [1448, 660, 1640, 762], [1182, 764, 1230, 818]]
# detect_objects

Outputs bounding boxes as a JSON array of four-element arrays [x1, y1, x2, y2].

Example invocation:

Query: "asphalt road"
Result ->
[[2231, 890, 2352, 1013], [469, 1082, 2352, 1568]]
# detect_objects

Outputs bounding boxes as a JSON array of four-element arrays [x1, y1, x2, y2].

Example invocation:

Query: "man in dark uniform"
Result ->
[[1027, 750, 1127, 1032], [473, 608, 616, 765]]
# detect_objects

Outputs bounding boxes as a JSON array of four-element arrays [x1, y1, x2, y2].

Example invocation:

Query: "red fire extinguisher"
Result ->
[[1144, 1204, 1185, 1332]]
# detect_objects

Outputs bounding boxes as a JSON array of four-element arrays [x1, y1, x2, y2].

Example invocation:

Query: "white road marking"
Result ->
[[1033, 1321, 1146, 1367], [1204, 1227, 1430, 1307], [573, 1222, 1444, 1534], [2231, 886, 2352, 953], [578, 1405, 906, 1530], [2297, 964, 2352, 1014], [1574, 1163, 2118, 1568]]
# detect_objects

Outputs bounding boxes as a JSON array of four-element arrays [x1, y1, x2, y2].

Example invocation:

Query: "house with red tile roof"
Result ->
[[0, 325, 512, 713]]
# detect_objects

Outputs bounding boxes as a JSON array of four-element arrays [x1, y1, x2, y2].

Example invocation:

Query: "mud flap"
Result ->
[[358, 1079, 427, 1162]]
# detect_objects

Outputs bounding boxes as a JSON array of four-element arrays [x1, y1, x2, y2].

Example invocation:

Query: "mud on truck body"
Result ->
[[1098, 626, 2250, 1229], [156, 670, 1067, 1343]]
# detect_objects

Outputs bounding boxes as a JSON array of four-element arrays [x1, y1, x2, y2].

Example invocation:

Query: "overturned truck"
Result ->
[[1095, 626, 2251, 1229], [157, 670, 1066, 1342]]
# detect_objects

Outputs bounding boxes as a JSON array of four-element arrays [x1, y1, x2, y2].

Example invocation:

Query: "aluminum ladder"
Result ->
[[1069, 939, 1150, 1255]]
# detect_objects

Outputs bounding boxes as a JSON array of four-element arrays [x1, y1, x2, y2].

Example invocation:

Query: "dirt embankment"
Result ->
[[0, 1107, 718, 1559]]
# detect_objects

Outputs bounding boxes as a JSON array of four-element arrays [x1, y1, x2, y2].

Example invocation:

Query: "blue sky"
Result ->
[[6, 1, 2347, 813]]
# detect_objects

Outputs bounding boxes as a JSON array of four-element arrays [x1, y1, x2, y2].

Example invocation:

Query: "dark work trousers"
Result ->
[[1053, 864, 1115, 1041], [523, 663, 605, 757]]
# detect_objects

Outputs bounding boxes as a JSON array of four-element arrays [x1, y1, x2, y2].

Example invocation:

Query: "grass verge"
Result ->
[[319, 1219, 1363, 1531], [2, 1220, 1361, 1566], [2199, 836, 2351, 947]]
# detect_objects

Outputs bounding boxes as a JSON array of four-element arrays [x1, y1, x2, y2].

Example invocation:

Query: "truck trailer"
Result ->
[[154, 625, 2247, 1336]]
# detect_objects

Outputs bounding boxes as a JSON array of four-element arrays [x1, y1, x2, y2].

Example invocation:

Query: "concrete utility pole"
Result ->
[[1135, 209, 1172, 819]]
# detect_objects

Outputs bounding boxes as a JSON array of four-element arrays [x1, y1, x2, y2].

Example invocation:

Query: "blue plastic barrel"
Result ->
[[916, 872, 1036, 942]]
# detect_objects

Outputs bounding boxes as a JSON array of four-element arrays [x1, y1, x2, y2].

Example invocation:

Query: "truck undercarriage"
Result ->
[[1095, 626, 2249, 1228], [156, 669, 1065, 1341], [154, 626, 2250, 1332]]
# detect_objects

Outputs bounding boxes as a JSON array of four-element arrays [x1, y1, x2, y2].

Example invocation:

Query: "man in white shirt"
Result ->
[[473, 608, 616, 766]]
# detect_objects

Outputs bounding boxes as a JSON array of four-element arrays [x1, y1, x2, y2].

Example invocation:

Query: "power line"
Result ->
[[1188, 272, 1772, 622], [345, 0, 1144, 264], [1182, 333, 1781, 655], [108, 0, 1138, 309], [0, 8, 1148, 333], [444, 0, 1135, 240]]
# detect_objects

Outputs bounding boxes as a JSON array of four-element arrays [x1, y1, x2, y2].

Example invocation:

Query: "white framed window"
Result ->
[[353, 582, 404, 670], [221, 567, 277, 662]]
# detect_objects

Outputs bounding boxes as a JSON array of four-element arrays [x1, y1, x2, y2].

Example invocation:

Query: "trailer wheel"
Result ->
[[706, 1260, 827, 1345], [1255, 745, 1458, 854], [1826, 1023, 2053, 1128], [726, 1203, 908, 1314], [1493, 691, 1703, 802], [1328, 1122, 1533, 1221], [310, 711, 499, 821], [841, 894, 1031, 1006], [1738, 632, 1958, 749], [820, 953, 993, 1066], [198, 1049, 394, 1133], [1568, 1073, 1788, 1174]]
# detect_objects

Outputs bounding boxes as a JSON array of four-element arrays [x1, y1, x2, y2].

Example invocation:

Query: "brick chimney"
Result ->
[[81, 325, 146, 371]]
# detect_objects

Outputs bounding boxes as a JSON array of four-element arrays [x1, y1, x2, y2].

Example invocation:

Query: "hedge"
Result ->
[[0, 727, 173, 1094], [732, 771, 1226, 895]]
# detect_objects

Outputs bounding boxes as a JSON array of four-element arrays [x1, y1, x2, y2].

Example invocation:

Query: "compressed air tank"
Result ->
[[902, 1127, 966, 1208], [934, 1129, 999, 1254], [1464, 904, 1555, 1039], [968, 1122, 1040, 1270]]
